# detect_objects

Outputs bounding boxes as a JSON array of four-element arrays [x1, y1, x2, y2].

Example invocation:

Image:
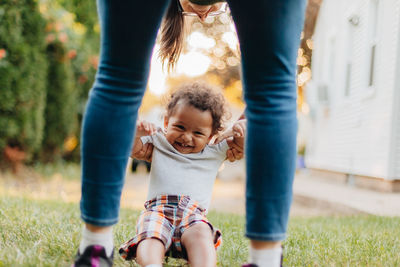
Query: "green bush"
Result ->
[[34, 0, 100, 162], [41, 40, 77, 161], [56, 0, 99, 101], [0, 0, 48, 156], [0, 0, 101, 165], [57, 0, 98, 34], [55, 0, 100, 161]]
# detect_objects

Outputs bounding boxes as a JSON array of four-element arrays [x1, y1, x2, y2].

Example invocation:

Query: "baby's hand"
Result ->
[[135, 120, 157, 138], [232, 119, 246, 138]]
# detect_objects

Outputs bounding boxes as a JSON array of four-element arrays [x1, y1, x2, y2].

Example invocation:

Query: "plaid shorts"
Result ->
[[119, 195, 222, 261]]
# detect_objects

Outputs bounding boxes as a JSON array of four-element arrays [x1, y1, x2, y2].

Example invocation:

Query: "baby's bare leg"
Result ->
[[181, 223, 216, 267], [136, 238, 165, 266]]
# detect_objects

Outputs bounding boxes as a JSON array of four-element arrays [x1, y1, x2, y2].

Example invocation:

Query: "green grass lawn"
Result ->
[[0, 195, 399, 267]]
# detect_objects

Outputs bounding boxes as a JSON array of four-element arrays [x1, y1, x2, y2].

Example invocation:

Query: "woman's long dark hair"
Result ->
[[159, 0, 186, 72]]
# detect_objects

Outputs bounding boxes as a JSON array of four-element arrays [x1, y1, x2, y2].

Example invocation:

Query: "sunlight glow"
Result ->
[[177, 51, 211, 77], [229, 23, 236, 33], [222, 31, 238, 51], [227, 56, 239, 66], [301, 103, 310, 115], [297, 67, 312, 86], [148, 45, 167, 96], [306, 39, 314, 50], [188, 31, 216, 49]]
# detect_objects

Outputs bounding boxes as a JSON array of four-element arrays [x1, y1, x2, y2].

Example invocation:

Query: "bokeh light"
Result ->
[[188, 31, 216, 49], [176, 51, 211, 77], [148, 45, 167, 96], [222, 31, 238, 51]]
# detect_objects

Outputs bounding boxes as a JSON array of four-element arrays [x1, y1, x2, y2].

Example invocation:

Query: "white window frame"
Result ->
[[344, 14, 358, 98], [364, 0, 380, 98], [319, 32, 336, 106]]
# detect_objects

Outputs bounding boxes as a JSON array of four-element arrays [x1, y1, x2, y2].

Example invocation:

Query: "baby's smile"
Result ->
[[173, 141, 195, 153]]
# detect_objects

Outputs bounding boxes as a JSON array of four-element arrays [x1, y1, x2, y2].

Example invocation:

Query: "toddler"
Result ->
[[119, 82, 245, 267]]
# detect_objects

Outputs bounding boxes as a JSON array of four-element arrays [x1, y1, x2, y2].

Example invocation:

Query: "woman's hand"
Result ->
[[215, 119, 247, 162], [130, 121, 157, 161], [131, 142, 154, 162]]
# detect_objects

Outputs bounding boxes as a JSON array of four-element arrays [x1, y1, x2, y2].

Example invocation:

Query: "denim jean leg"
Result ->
[[228, 0, 307, 240], [80, 0, 171, 226]]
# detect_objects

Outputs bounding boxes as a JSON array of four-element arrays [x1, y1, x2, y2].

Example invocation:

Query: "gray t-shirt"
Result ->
[[141, 132, 229, 210]]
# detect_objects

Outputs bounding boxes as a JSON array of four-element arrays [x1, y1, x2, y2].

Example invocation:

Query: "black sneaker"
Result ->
[[72, 245, 114, 267]]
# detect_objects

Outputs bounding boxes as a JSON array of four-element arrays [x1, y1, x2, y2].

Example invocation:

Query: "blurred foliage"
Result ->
[[41, 40, 77, 161], [45, 0, 100, 99], [0, 0, 48, 158], [56, 0, 98, 34], [297, 0, 321, 89], [0, 0, 99, 168], [139, 91, 163, 114], [39, 0, 99, 161], [185, 15, 241, 89]]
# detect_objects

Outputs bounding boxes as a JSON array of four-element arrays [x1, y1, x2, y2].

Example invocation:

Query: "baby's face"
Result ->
[[164, 102, 213, 154]]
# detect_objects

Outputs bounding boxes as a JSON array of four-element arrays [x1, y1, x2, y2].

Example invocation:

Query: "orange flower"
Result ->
[[58, 32, 68, 43], [89, 55, 99, 69], [0, 49, 6, 60], [46, 34, 56, 43], [55, 22, 64, 32], [64, 136, 78, 152], [82, 63, 89, 72], [78, 75, 88, 84], [67, 50, 77, 59], [45, 22, 54, 32]]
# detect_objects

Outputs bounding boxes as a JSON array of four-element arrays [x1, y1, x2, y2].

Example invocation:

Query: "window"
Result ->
[[345, 20, 355, 97], [367, 0, 379, 88], [319, 35, 336, 104], [344, 62, 352, 96], [318, 84, 329, 103], [328, 38, 336, 83]]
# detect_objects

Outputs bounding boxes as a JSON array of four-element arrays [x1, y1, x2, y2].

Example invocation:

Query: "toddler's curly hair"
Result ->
[[167, 82, 230, 135]]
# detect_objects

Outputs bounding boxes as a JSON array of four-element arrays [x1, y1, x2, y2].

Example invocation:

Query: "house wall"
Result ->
[[305, 0, 400, 179], [389, 18, 400, 180]]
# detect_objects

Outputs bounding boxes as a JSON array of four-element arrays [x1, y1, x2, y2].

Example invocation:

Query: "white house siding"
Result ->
[[305, 0, 400, 180], [389, 24, 400, 180], [390, 82, 400, 180]]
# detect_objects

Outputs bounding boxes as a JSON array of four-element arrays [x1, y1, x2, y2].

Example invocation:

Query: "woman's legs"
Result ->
[[227, 0, 306, 243], [80, 0, 171, 227], [181, 223, 216, 267]]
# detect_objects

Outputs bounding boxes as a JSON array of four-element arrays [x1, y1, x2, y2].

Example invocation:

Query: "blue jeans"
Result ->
[[81, 0, 306, 241]]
